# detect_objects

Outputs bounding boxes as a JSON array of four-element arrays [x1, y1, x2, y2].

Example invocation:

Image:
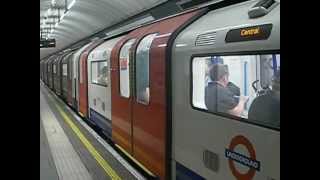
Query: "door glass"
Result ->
[[119, 39, 136, 98], [135, 33, 157, 105]]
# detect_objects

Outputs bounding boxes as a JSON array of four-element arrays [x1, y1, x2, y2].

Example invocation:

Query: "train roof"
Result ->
[[88, 36, 125, 61], [72, 41, 94, 61], [173, 0, 280, 55]]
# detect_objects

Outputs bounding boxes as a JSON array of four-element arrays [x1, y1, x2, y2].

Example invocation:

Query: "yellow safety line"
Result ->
[[48, 94, 122, 180]]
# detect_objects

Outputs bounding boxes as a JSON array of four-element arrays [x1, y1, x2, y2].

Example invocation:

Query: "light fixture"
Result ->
[[51, 0, 56, 5], [47, 8, 51, 15], [60, 13, 65, 21], [67, 0, 76, 10]]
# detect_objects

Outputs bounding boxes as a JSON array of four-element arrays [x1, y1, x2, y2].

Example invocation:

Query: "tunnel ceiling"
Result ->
[[40, 0, 167, 59]]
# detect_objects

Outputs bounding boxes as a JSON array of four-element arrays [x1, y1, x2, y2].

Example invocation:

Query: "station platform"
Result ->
[[40, 82, 146, 180]]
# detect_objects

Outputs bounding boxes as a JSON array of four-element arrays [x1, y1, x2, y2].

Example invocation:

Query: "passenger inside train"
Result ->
[[205, 64, 248, 116], [248, 69, 280, 127], [192, 53, 280, 128]]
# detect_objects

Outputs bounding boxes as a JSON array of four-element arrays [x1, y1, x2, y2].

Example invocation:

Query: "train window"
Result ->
[[80, 59, 83, 83], [62, 64, 68, 76], [192, 54, 280, 129], [91, 61, 108, 86], [53, 64, 57, 74], [119, 39, 136, 98], [135, 33, 157, 105], [69, 60, 72, 80]]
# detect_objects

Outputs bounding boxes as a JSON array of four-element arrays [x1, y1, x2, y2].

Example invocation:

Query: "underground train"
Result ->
[[40, 0, 280, 179]]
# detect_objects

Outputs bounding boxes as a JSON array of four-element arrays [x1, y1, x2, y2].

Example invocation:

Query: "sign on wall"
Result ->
[[40, 39, 56, 48]]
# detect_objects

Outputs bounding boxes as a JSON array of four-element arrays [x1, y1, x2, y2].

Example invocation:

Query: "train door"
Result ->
[[71, 43, 92, 111], [41, 61, 45, 81], [40, 63, 42, 79], [56, 55, 63, 95], [43, 61, 46, 82], [112, 10, 204, 180], [72, 52, 79, 110], [40, 62, 42, 80], [61, 53, 71, 101], [46, 57, 53, 86], [44, 59, 48, 85], [67, 53, 74, 106], [44, 60, 48, 85], [57, 55, 64, 96], [79, 40, 103, 118], [48, 59, 52, 88], [79, 51, 89, 117], [53, 57, 60, 93], [111, 37, 137, 155], [132, 30, 169, 179], [42, 61, 46, 83], [49, 57, 55, 90]]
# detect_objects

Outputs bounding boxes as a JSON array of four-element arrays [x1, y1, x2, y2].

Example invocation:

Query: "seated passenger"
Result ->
[[227, 81, 241, 103], [205, 62, 240, 98], [205, 64, 248, 117], [248, 69, 280, 127]]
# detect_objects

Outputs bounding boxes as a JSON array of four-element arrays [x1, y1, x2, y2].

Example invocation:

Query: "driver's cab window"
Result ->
[[53, 64, 57, 74], [192, 53, 280, 129]]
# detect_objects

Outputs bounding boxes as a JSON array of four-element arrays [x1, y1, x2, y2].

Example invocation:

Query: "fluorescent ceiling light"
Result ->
[[51, 0, 55, 5], [68, 0, 76, 10], [60, 13, 65, 21]]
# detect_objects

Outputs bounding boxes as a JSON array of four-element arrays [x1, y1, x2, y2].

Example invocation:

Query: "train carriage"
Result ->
[[40, 0, 280, 179], [171, 0, 280, 179]]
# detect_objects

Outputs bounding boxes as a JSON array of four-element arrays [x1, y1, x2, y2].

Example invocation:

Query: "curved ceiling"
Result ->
[[40, 0, 167, 59]]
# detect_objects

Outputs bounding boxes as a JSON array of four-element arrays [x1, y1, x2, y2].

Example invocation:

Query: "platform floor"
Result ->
[[40, 83, 146, 180]]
